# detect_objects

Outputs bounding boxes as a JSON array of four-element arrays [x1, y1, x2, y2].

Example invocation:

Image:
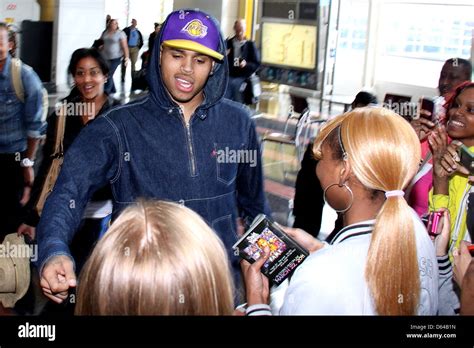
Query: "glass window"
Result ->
[[375, 2, 473, 87], [379, 3, 473, 61]]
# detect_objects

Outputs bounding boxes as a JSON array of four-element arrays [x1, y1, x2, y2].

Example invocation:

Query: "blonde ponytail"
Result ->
[[366, 196, 420, 315]]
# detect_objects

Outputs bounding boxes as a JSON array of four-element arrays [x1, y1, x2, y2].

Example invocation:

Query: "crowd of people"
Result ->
[[0, 7, 473, 318]]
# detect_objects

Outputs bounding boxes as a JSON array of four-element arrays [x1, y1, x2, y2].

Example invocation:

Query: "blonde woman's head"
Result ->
[[76, 200, 234, 315], [314, 107, 422, 315], [314, 106, 421, 194]]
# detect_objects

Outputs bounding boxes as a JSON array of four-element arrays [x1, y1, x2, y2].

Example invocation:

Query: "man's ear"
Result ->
[[159, 46, 163, 66]]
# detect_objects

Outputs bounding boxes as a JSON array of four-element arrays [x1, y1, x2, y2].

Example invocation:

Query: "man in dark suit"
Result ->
[[225, 19, 260, 104]]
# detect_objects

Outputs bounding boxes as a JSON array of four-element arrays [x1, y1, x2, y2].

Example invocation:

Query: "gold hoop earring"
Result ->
[[323, 183, 353, 213]]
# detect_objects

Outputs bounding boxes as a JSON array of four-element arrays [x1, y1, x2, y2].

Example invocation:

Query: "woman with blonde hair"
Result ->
[[75, 200, 234, 315], [242, 107, 439, 315]]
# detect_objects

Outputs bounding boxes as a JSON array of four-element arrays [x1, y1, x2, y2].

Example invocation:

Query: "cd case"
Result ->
[[233, 214, 309, 285]]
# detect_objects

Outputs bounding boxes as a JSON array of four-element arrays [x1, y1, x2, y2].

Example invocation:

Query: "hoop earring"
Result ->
[[323, 183, 354, 213]]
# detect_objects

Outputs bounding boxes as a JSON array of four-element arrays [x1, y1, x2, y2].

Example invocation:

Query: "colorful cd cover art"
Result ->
[[233, 214, 309, 285]]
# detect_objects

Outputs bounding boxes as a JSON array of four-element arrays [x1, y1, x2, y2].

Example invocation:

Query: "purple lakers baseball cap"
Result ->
[[161, 10, 224, 61]]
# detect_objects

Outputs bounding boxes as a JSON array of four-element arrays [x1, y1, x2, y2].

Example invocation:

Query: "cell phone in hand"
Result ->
[[422, 211, 443, 237], [419, 97, 435, 121], [458, 145, 474, 175]]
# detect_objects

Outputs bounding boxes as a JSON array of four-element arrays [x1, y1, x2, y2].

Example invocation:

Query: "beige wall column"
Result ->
[[37, 0, 56, 21]]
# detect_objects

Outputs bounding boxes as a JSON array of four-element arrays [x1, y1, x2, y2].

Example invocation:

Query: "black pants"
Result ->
[[0, 154, 24, 240]]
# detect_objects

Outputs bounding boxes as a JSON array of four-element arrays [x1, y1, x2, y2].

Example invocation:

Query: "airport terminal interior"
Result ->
[[1, 0, 474, 319], [7, 0, 470, 233]]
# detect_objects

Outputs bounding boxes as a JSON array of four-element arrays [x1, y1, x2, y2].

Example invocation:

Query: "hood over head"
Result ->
[[147, 9, 228, 111]]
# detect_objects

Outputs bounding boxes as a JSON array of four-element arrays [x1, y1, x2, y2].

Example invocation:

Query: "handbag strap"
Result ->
[[53, 106, 67, 157], [10, 58, 25, 103]]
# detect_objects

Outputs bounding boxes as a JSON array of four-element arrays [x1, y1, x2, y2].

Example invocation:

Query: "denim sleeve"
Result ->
[[37, 116, 121, 274], [22, 65, 46, 138], [236, 117, 271, 226]]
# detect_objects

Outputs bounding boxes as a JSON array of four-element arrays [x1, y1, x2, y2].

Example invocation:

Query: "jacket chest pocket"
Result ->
[[214, 142, 245, 185], [1, 92, 23, 136], [3, 90, 22, 110]]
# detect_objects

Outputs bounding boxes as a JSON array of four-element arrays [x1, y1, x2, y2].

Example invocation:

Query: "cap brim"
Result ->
[[163, 40, 224, 61]]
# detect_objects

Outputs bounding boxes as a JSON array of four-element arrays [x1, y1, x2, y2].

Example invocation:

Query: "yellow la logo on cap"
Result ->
[[181, 19, 208, 38]]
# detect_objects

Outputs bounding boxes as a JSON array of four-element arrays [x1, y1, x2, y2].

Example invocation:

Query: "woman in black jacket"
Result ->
[[18, 48, 119, 272]]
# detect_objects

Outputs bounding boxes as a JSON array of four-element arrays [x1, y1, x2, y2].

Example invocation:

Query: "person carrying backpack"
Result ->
[[0, 22, 46, 240]]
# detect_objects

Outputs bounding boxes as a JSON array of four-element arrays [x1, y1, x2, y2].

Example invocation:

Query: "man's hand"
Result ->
[[241, 247, 270, 306], [239, 59, 247, 68], [17, 223, 36, 241], [40, 255, 76, 304]]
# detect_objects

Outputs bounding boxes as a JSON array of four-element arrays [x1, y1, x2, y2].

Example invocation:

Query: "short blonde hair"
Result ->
[[75, 200, 234, 315], [314, 107, 422, 315]]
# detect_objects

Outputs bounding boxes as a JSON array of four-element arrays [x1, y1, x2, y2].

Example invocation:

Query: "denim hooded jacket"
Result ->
[[37, 13, 269, 273], [0, 54, 45, 153]]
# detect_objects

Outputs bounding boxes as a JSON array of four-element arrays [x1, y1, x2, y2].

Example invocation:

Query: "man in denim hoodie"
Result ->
[[0, 23, 45, 239], [37, 10, 269, 304]]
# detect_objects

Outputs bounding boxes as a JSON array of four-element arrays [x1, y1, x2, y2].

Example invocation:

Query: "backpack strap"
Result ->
[[10, 58, 25, 103]]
